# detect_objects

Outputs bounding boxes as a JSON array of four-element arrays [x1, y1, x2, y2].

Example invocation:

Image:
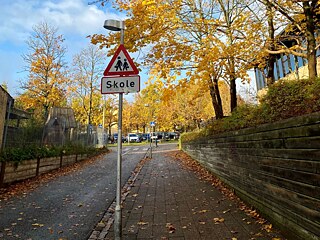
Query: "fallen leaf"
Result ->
[[254, 232, 263, 237], [262, 224, 273, 232], [223, 209, 231, 214], [137, 221, 148, 226], [166, 223, 175, 233], [32, 223, 44, 227], [213, 218, 225, 223], [198, 209, 209, 213]]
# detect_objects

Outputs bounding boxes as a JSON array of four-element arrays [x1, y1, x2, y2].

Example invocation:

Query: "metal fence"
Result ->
[[3, 121, 107, 149]]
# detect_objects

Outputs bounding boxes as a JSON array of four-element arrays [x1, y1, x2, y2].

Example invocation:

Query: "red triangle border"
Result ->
[[103, 44, 139, 76]]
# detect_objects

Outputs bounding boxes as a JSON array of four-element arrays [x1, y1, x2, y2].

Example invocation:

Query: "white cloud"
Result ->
[[0, 0, 125, 45], [0, 0, 127, 96]]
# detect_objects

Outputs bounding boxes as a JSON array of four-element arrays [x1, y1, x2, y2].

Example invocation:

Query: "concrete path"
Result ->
[[102, 143, 285, 240]]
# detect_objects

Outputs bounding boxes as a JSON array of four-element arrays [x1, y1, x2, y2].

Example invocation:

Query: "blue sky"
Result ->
[[0, 0, 256, 102], [0, 0, 134, 97]]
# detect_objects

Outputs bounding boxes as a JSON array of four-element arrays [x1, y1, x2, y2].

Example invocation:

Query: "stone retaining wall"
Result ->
[[0, 154, 87, 185], [181, 112, 320, 240]]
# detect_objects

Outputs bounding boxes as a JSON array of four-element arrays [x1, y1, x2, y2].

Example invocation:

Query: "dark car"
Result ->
[[141, 133, 150, 141], [165, 132, 180, 140], [113, 133, 126, 143]]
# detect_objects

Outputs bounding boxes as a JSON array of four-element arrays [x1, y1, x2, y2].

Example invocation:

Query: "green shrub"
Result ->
[[183, 77, 320, 140], [260, 78, 320, 120], [0, 144, 104, 164]]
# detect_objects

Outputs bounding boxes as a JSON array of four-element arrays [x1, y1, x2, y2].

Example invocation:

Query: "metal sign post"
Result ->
[[102, 19, 140, 240], [115, 24, 124, 240], [103, 19, 124, 240]]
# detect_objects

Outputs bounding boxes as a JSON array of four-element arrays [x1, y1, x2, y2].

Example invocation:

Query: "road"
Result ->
[[0, 145, 149, 240]]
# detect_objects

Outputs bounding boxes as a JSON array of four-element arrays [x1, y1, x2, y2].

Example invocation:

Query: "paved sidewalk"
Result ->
[[104, 143, 285, 240]]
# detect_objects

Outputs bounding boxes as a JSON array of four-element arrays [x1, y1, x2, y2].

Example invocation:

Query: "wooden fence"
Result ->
[[0, 154, 87, 186], [181, 112, 320, 240]]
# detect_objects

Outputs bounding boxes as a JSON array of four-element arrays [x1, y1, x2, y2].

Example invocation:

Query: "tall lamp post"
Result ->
[[144, 104, 152, 158], [104, 19, 124, 240]]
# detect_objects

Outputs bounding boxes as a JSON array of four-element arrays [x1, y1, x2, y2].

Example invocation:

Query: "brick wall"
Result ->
[[181, 112, 320, 240]]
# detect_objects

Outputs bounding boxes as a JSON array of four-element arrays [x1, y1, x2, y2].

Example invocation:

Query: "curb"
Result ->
[[88, 156, 151, 240]]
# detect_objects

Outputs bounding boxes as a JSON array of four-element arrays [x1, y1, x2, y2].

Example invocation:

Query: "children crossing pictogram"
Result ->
[[104, 44, 139, 76]]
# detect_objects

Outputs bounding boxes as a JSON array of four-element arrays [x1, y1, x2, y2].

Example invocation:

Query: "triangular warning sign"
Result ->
[[104, 44, 139, 76]]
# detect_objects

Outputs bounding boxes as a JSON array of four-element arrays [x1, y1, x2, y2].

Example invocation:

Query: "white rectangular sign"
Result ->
[[101, 75, 140, 94]]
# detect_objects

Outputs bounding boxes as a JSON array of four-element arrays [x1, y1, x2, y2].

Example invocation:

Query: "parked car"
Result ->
[[150, 132, 158, 140], [164, 132, 180, 140], [113, 133, 126, 143], [141, 133, 150, 141], [127, 133, 141, 143]]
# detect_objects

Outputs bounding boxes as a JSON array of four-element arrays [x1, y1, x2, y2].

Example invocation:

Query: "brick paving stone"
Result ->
[[101, 143, 286, 240]]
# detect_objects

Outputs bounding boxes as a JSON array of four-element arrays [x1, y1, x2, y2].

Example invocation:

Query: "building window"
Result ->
[[273, 62, 278, 80], [297, 56, 303, 68], [289, 54, 296, 71], [255, 68, 266, 90], [282, 55, 290, 75], [277, 57, 284, 78]]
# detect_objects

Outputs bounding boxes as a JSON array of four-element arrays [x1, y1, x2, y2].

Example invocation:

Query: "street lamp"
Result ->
[[144, 104, 152, 158], [104, 19, 124, 240]]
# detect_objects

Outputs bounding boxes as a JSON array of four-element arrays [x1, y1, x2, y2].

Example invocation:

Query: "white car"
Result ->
[[127, 133, 141, 142]]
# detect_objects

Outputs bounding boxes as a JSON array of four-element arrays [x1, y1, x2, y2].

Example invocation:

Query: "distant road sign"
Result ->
[[104, 44, 139, 76], [150, 121, 156, 127], [101, 76, 140, 94]]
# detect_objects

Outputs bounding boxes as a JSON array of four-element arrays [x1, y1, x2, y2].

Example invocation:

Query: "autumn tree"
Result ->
[[138, 81, 162, 130], [92, 0, 260, 118], [127, 79, 229, 132], [103, 95, 118, 136], [122, 100, 134, 135], [19, 21, 68, 122], [71, 92, 103, 126], [159, 80, 231, 132], [69, 44, 106, 126], [131, 94, 150, 133], [254, 0, 320, 82]]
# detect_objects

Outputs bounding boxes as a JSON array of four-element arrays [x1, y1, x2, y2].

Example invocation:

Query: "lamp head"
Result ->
[[103, 20, 124, 31]]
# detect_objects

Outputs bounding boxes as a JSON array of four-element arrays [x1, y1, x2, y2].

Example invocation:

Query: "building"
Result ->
[[254, 30, 320, 91], [44, 107, 77, 146], [0, 86, 31, 149]]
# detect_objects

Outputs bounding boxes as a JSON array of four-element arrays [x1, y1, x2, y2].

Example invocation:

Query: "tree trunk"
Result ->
[[229, 56, 237, 111], [208, 78, 224, 119], [303, 1, 317, 79], [89, 80, 93, 125], [266, 0, 275, 86], [230, 77, 237, 111]]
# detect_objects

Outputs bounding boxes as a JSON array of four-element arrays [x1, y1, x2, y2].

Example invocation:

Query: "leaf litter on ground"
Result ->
[[0, 152, 109, 201], [167, 150, 285, 239]]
